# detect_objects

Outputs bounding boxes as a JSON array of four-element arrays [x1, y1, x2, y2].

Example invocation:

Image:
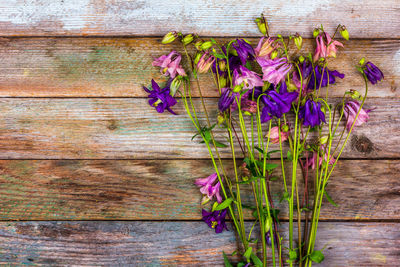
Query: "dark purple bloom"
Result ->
[[143, 79, 177, 114], [260, 90, 298, 123], [232, 39, 255, 65], [363, 61, 384, 84], [292, 59, 313, 90], [307, 66, 345, 90], [218, 88, 238, 112], [202, 208, 228, 233], [299, 100, 326, 127]]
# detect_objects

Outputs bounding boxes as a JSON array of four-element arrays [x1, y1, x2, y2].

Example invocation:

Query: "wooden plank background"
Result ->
[[0, 1, 399, 266]]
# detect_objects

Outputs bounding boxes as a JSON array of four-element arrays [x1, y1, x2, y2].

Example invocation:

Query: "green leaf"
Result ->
[[309, 250, 325, 263], [280, 192, 290, 203], [213, 53, 225, 59], [269, 176, 278, 181], [214, 141, 228, 148], [254, 146, 264, 154], [237, 263, 246, 267], [243, 247, 252, 262], [287, 150, 293, 161], [214, 198, 233, 211], [250, 253, 263, 267], [237, 176, 261, 184], [265, 163, 278, 171], [222, 251, 233, 267], [324, 190, 339, 207], [289, 249, 298, 261]]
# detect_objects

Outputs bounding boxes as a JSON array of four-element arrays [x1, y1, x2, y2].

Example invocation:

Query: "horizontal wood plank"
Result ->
[[0, 98, 397, 159], [0, 38, 398, 97], [0, 1, 399, 38], [0, 221, 398, 266], [0, 159, 398, 220]]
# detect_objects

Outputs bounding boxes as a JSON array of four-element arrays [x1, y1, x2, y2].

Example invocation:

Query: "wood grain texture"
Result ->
[[0, 159, 398, 221], [0, 98, 397, 159], [0, 38, 398, 97], [0, 221, 398, 266], [0, 0, 399, 38]]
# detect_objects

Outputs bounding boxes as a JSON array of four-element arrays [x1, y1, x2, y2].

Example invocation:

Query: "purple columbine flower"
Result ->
[[232, 39, 255, 65], [258, 57, 292, 85], [292, 59, 313, 91], [299, 100, 326, 127], [143, 79, 177, 114], [233, 66, 264, 90], [202, 208, 228, 233], [194, 173, 223, 204], [307, 66, 345, 90], [152, 51, 186, 78], [363, 61, 384, 84], [218, 88, 238, 112], [343, 100, 371, 131], [260, 89, 298, 123]]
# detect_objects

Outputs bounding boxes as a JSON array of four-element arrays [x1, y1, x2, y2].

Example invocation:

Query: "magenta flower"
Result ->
[[197, 53, 215, 74], [195, 173, 223, 204], [307, 145, 335, 170], [267, 126, 289, 144], [241, 99, 258, 114], [258, 57, 292, 85], [233, 66, 264, 89], [202, 208, 228, 233], [313, 32, 343, 62], [255, 37, 275, 59], [343, 100, 371, 131], [152, 51, 186, 78]]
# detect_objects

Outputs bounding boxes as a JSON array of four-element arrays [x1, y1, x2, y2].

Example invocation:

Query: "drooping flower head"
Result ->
[[258, 57, 292, 85], [195, 173, 223, 204], [255, 37, 276, 59], [218, 88, 238, 112], [202, 208, 228, 233], [143, 79, 177, 114], [152, 51, 186, 78], [343, 100, 371, 131], [362, 61, 384, 84], [292, 59, 313, 91], [232, 39, 255, 65], [307, 66, 345, 90], [197, 53, 216, 74], [267, 126, 289, 144], [306, 145, 335, 170], [313, 32, 343, 62], [233, 66, 264, 90], [260, 89, 298, 123], [299, 100, 325, 127]]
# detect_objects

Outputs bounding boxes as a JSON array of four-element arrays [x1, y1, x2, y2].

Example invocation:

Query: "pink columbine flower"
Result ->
[[233, 66, 264, 89], [152, 51, 186, 78], [343, 100, 371, 131], [313, 32, 343, 62], [195, 173, 223, 204], [307, 145, 336, 170], [242, 99, 258, 114], [258, 57, 292, 85], [255, 37, 275, 59], [197, 53, 216, 74], [267, 126, 289, 144]]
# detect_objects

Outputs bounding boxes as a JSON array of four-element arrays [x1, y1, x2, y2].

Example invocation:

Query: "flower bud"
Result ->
[[270, 50, 278, 59], [161, 32, 177, 44], [182, 34, 194, 45], [294, 33, 303, 50], [340, 26, 349, 40], [233, 84, 242, 93], [200, 41, 213, 50], [282, 124, 289, 132], [313, 28, 320, 38], [265, 217, 272, 233], [298, 55, 305, 63], [217, 114, 225, 125], [219, 76, 227, 88], [244, 111, 252, 116], [194, 53, 202, 64], [194, 40, 203, 50], [348, 89, 362, 101], [320, 136, 328, 145], [170, 76, 183, 96], [255, 16, 268, 36], [359, 57, 365, 66], [218, 60, 226, 71]]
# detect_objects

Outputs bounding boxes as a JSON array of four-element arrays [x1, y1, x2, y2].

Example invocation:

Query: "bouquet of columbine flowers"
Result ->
[[144, 15, 383, 267]]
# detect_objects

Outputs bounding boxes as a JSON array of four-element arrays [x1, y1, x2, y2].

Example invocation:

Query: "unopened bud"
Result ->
[[349, 89, 362, 101], [217, 114, 225, 125], [282, 124, 289, 132], [219, 76, 227, 88], [270, 50, 278, 59], [182, 34, 194, 45], [298, 55, 305, 63], [359, 57, 365, 66], [265, 217, 272, 232], [194, 40, 203, 50], [255, 16, 268, 36], [313, 28, 320, 38], [170, 76, 183, 96], [194, 53, 202, 64], [294, 33, 303, 50], [320, 136, 328, 145], [244, 111, 252, 116], [200, 41, 213, 50], [161, 32, 177, 44], [218, 60, 226, 71], [340, 26, 349, 41], [233, 84, 242, 93]]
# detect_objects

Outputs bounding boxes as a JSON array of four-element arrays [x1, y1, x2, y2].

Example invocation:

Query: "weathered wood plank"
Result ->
[[0, 38, 398, 97], [0, 159, 398, 220], [0, 221, 398, 266], [0, 1, 399, 38], [0, 98, 397, 159]]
